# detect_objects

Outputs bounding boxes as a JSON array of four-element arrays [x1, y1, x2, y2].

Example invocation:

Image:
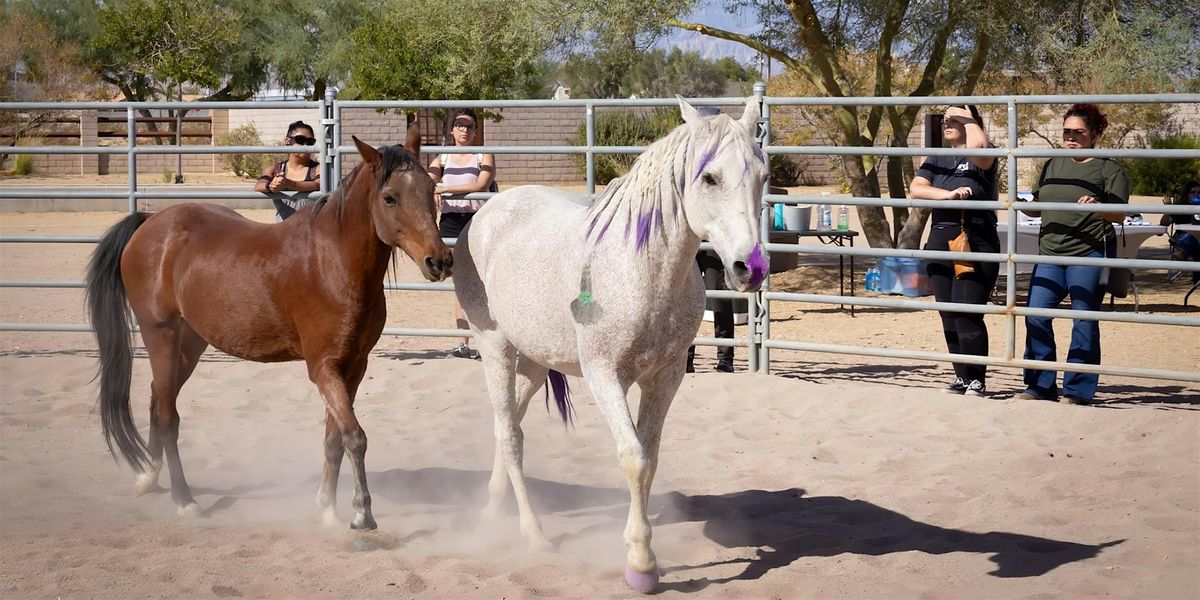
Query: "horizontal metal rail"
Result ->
[[764, 292, 1200, 327], [763, 339, 1199, 383]]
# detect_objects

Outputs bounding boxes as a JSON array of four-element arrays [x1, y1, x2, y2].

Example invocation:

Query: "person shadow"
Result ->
[[365, 468, 1121, 591]]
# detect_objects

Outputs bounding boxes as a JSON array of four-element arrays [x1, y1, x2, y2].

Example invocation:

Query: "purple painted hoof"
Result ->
[[625, 565, 660, 594]]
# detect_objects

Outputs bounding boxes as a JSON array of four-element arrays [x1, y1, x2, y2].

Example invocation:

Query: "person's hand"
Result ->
[[948, 186, 973, 200], [268, 174, 285, 193], [434, 192, 443, 211], [1077, 195, 1098, 204], [945, 106, 973, 123]]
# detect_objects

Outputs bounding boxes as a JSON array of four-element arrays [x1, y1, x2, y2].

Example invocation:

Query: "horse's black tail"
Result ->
[[545, 370, 575, 427], [85, 212, 150, 470]]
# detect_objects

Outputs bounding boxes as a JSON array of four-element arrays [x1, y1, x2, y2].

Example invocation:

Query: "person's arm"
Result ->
[[946, 106, 994, 170], [281, 169, 320, 193], [909, 175, 970, 201], [256, 164, 282, 193], [428, 155, 444, 184], [1088, 161, 1130, 223]]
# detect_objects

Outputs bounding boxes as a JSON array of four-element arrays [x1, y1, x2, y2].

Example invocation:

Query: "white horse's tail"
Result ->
[[545, 370, 575, 427]]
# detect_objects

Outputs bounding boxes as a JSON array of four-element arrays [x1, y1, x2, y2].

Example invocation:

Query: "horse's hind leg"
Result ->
[[140, 321, 206, 515], [480, 341, 553, 551], [482, 353, 548, 520], [135, 324, 207, 496]]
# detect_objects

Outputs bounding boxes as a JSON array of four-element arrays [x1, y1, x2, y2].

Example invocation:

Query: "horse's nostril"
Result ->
[[733, 260, 749, 275]]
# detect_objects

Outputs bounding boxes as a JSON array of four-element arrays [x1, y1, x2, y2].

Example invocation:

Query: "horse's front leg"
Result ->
[[311, 359, 375, 530], [316, 411, 344, 527], [584, 366, 661, 593]]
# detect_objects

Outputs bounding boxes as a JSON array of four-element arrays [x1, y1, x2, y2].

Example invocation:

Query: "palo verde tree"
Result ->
[[667, 0, 1005, 249]]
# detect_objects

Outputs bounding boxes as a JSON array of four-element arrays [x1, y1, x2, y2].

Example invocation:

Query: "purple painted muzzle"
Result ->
[[747, 244, 768, 289]]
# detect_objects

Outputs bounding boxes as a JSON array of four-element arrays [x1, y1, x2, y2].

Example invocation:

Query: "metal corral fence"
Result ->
[[2, 88, 1199, 383]]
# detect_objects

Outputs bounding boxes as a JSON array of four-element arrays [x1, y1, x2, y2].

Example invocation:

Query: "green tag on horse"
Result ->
[[578, 291, 593, 304]]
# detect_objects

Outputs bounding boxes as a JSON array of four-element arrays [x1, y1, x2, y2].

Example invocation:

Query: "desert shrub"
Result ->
[[1117, 133, 1200, 197], [12, 154, 34, 175], [218, 123, 267, 178], [572, 109, 680, 185]]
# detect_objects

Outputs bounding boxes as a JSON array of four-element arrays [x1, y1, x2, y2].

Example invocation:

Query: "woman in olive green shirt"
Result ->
[[1017, 104, 1129, 405]]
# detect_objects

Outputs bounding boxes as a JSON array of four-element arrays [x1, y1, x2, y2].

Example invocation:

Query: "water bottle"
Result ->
[[837, 205, 849, 230], [865, 267, 880, 292], [819, 204, 831, 229]]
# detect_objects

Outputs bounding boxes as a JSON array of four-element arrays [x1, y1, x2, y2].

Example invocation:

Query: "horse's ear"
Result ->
[[740, 97, 761, 132], [677, 95, 702, 125], [404, 118, 421, 158], [352, 136, 381, 171]]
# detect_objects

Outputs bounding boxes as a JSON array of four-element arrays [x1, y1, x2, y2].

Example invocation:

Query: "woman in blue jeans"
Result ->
[[1018, 104, 1129, 405]]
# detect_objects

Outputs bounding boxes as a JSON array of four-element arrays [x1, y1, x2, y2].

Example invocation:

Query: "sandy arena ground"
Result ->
[[1, 187, 1198, 598]]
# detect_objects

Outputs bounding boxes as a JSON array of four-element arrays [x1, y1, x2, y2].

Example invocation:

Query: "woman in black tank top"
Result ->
[[255, 120, 321, 221]]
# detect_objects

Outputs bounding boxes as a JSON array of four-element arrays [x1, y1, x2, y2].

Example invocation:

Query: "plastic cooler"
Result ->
[[876, 257, 933, 297]]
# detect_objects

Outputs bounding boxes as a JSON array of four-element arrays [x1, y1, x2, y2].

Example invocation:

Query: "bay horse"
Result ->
[[453, 97, 768, 592], [85, 132, 451, 530]]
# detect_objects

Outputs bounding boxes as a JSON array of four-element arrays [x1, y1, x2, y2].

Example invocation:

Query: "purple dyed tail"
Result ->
[[545, 370, 574, 427]]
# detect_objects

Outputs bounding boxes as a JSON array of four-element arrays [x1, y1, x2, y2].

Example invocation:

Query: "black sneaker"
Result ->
[[715, 358, 734, 373], [963, 379, 986, 397], [450, 343, 480, 360], [943, 377, 968, 395]]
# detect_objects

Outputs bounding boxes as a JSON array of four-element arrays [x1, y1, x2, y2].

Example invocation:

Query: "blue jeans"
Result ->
[[1023, 249, 1105, 401]]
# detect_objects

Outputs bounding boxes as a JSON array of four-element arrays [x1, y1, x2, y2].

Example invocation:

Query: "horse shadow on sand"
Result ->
[[365, 467, 1121, 592]]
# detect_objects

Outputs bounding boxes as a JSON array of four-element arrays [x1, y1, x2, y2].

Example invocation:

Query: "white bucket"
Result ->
[[782, 205, 811, 231]]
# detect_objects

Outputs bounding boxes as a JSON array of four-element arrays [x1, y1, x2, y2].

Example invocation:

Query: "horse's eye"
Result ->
[[383, 194, 397, 206], [702, 173, 718, 186]]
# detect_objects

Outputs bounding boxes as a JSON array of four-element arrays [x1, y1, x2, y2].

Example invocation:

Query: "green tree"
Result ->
[[564, 48, 755, 99], [0, 11, 104, 169], [347, 0, 554, 102]]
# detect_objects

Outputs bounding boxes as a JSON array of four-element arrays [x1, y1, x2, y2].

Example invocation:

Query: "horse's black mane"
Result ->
[[311, 144, 421, 219]]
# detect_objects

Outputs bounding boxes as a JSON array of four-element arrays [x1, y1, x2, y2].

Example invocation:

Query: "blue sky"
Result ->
[[659, 1, 773, 76]]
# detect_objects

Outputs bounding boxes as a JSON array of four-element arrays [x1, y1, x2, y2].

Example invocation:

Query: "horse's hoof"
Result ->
[[527, 536, 555, 553], [350, 514, 377, 531], [321, 508, 340, 528], [176, 502, 202, 518], [625, 565, 660, 594], [133, 472, 160, 496]]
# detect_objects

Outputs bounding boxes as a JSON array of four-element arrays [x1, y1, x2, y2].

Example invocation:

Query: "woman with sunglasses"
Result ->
[[256, 120, 321, 221], [1017, 103, 1129, 406], [909, 105, 999, 398], [428, 108, 496, 359]]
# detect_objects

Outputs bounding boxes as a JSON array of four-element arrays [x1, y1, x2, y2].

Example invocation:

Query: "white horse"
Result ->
[[453, 96, 768, 593]]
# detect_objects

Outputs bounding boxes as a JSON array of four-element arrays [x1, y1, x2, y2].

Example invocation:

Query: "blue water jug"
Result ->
[[773, 204, 784, 230]]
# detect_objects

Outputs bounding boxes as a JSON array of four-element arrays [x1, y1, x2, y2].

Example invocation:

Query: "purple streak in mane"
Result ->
[[693, 141, 722, 181], [545, 370, 574, 427], [747, 243, 768, 288], [635, 211, 655, 251]]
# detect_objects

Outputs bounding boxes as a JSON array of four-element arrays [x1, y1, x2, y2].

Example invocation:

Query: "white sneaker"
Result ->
[[963, 379, 986, 397]]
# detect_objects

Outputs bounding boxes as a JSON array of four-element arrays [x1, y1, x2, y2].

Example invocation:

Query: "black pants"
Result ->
[[925, 224, 1000, 383], [688, 251, 733, 365]]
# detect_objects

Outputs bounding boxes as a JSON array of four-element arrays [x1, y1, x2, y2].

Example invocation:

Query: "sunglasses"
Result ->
[[452, 121, 476, 131], [287, 135, 316, 146]]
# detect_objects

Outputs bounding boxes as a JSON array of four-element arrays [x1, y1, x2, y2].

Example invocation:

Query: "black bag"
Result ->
[[1099, 265, 1132, 298]]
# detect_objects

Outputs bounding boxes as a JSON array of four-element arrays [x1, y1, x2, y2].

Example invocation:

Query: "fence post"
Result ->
[[1004, 98, 1019, 362], [322, 88, 336, 194], [753, 81, 770, 374], [586, 103, 595, 198], [126, 106, 137, 214]]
